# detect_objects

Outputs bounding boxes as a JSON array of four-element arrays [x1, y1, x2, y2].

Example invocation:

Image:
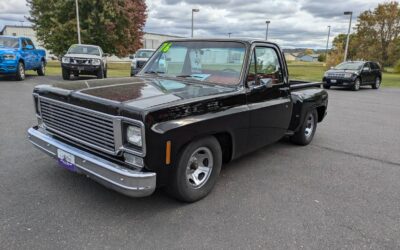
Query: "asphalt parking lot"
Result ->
[[1, 74, 399, 249]]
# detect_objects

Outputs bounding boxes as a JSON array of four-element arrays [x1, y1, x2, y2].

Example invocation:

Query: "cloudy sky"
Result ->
[[0, 0, 384, 49]]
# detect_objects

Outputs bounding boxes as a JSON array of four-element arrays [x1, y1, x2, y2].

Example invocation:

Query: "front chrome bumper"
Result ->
[[27, 127, 156, 197]]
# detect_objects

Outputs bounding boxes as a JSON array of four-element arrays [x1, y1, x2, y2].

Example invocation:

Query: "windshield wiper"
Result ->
[[144, 71, 165, 75], [175, 75, 204, 79]]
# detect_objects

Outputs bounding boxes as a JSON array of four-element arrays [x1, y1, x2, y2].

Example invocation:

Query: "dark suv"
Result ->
[[323, 61, 382, 91]]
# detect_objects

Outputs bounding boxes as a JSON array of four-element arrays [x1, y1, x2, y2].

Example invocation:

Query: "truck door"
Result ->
[[26, 38, 40, 69], [20, 39, 31, 69], [246, 45, 292, 150]]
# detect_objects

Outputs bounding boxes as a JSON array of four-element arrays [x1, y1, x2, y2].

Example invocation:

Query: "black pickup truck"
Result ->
[[28, 39, 328, 202]]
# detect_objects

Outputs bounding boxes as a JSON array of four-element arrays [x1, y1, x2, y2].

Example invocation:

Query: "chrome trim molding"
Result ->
[[27, 127, 156, 197]]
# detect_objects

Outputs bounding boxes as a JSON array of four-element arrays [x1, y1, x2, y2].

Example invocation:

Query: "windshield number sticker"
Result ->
[[161, 42, 172, 53]]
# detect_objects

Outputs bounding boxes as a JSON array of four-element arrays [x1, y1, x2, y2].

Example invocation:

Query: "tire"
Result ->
[[37, 60, 45, 76], [290, 109, 318, 146], [352, 78, 361, 91], [15, 61, 25, 81], [323, 84, 330, 89], [104, 68, 107, 78], [96, 66, 104, 79], [372, 77, 381, 89], [168, 136, 222, 202], [62, 68, 70, 80]]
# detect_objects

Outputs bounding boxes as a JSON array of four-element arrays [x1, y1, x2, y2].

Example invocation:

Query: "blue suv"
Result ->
[[0, 36, 46, 81]]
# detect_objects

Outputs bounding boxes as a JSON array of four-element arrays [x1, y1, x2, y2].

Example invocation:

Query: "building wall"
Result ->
[[143, 33, 182, 50], [299, 55, 318, 62]]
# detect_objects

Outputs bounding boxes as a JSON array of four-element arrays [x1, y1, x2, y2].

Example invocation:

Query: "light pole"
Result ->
[[191, 8, 200, 38], [75, 0, 81, 44], [325, 25, 331, 61], [228, 32, 232, 38], [265, 20, 270, 40], [343, 11, 352, 62]]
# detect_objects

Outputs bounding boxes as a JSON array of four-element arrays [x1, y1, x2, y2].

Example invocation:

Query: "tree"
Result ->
[[330, 33, 359, 60], [27, 0, 147, 57], [355, 1, 400, 66], [304, 48, 314, 55], [318, 53, 326, 62]]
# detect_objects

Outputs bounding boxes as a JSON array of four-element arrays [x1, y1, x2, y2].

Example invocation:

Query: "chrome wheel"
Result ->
[[186, 147, 213, 189], [354, 79, 360, 90], [304, 113, 315, 139], [41, 62, 45, 74], [19, 63, 25, 79], [375, 77, 380, 88]]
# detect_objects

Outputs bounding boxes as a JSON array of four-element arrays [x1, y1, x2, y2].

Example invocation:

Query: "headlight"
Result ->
[[3, 54, 16, 60], [62, 57, 70, 63], [91, 59, 101, 65], [324, 72, 329, 77], [344, 73, 353, 78], [126, 126, 142, 147], [131, 60, 137, 68]]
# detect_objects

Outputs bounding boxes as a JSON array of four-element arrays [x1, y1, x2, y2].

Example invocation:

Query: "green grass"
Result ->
[[44, 61, 400, 88]]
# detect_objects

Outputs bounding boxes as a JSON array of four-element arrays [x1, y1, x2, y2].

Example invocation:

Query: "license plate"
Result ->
[[57, 149, 76, 172], [331, 79, 337, 83], [78, 66, 84, 71]]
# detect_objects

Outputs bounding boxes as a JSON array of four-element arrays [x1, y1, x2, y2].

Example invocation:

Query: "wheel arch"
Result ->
[[174, 130, 234, 166]]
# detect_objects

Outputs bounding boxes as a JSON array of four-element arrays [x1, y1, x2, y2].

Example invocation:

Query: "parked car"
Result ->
[[323, 61, 382, 91], [61, 44, 108, 80], [130, 49, 155, 76], [28, 39, 328, 202], [0, 36, 46, 81]]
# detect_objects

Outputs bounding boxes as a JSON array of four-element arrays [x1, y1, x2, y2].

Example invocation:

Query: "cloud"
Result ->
[[0, 0, 386, 49]]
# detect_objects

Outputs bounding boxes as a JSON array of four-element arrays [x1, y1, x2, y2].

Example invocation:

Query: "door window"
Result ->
[[21, 39, 28, 49], [247, 47, 283, 85], [26, 39, 36, 49]]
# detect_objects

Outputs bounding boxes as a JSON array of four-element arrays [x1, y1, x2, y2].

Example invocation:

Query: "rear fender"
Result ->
[[289, 88, 328, 132]]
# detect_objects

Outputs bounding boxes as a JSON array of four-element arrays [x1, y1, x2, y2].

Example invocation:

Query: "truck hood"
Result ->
[[326, 69, 360, 74], [133, 58, 149, 62], [0, 48, 17, 54], [64, 53, 101, 59], [34, 76, 236, 118]]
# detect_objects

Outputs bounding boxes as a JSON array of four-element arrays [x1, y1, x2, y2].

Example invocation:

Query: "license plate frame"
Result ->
[[57, 149, 76, 172]]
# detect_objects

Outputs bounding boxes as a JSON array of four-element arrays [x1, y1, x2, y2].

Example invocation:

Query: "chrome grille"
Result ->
[[71, 58, 91, 65], [39, 97, 116, 153], [136, 61, 146, 68], [328, 73, 345, 79]]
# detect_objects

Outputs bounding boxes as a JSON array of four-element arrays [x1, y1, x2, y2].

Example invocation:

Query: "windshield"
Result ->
[[136, 50, 154, 58], [0, 37, 19, 48], [335, 62, 364, 70], [67, 45, 100, 56], [141, 41, 247, 86]]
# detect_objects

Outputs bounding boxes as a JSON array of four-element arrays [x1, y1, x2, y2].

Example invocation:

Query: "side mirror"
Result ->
[[252, 77, 273, 89], [362, 67, 370, 71], [330, 66, 334, 69], [103, 53, 110, 57], [25, 45, 33, 50], [129, 55, 134, 59]]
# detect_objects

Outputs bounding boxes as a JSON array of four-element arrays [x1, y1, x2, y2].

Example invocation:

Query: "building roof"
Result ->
[[0, 25, 34, 34]]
